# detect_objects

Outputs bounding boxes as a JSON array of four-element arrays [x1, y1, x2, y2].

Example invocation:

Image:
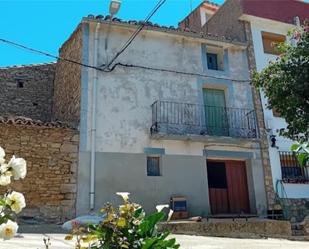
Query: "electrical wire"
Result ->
[[0, 37, 251, 83], [101, 0, 167, 70], [111, 62, 250, 82], [0, 38, 104, 71]]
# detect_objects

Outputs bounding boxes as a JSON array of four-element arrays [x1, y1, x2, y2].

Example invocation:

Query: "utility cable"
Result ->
[[0, 38, 104, 71], [101, 0, 166, 70], [0, 37, 251, 82]]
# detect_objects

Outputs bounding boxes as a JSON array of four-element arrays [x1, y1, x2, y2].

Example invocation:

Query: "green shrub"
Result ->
[[66, 193, 179, 249]]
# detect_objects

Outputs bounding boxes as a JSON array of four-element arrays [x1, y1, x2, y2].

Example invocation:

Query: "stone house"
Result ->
[[0, 63, 78, 222], [53, 15, 270, 218], [198, 0, 309, 222]]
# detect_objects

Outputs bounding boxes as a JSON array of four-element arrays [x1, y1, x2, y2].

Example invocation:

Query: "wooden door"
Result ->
[[203, 89, 228, 136], [207, 160, 250, 215], [225, 160, 250, 214]]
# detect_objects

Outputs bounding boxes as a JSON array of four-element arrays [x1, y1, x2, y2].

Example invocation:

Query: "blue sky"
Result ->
[[0, 0, 224, 66]]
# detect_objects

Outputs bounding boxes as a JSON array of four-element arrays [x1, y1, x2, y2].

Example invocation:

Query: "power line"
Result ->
[[110, 62, 250, 83], [0, 38, 104, 71], [0, 38, 251, 82], [102, 0, 167, 71]]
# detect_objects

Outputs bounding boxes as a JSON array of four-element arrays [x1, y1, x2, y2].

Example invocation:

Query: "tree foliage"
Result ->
[[252, 26, 309, 141]]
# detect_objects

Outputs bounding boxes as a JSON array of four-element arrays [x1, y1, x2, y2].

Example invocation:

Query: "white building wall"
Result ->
[[84, 22, 253, 156], [250, 17, 309, 198]]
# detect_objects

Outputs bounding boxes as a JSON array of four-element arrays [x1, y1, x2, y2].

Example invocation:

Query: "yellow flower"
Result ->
[[64, 234, 73, 240], [117, 217, 126, 228]]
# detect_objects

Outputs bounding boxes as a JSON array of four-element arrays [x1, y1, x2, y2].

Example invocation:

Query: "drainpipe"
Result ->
[[90, 23, 100, 210]]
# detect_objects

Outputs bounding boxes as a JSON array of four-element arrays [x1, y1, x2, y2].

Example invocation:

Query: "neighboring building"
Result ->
[[203, 0, 309, 221], [54, 15, 269, 218], [0, 63, 78, 222], [178, 1, 219, 32]]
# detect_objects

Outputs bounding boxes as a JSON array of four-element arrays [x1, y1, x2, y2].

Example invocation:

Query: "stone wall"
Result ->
[[0, 63, 56, 122], [244, 21, 277, 210], [53, 24, 82, 127], [0, 118, 79, 222], [282, 198, 309, 223], [178, 5, 202, 32], [203, 0, 246, 42]]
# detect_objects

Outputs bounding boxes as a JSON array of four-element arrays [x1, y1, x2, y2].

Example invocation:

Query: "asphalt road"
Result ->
[[1, 234, 309, 249]]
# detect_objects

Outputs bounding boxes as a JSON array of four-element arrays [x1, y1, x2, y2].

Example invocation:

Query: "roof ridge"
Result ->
[[0, 62, 56, 70], [83, 15, 245, 45]]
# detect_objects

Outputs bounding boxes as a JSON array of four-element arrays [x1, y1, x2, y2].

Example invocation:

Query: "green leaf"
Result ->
[[291, 143, 301, 152], [142, 238, 157, 249], [297, 153, 309, 167]]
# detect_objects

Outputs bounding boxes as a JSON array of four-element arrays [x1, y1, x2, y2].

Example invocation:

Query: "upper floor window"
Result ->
[[261, 31, 285, 55], [206, 45, 224, 71]]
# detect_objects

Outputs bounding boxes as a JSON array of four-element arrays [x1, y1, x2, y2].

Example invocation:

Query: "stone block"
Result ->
[[61, 144, 78, 153], [60, 184, 77, 193]]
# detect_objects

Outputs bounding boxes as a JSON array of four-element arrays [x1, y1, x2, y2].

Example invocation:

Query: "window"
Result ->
[[279, 151, 307, 183], [207, 53, 218, 70], [207, 161, 227, 189], [147, 156, 161, 176], [205, 45, 224, 71], [262, 32, 285, 55], [16, 79, 24, 88]]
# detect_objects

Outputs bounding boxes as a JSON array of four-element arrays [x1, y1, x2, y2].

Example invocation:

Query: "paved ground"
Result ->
[[2, 233, 309, 249]]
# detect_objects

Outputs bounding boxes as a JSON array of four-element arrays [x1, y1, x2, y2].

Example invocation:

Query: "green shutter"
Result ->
[[203, 89, 229, 136]]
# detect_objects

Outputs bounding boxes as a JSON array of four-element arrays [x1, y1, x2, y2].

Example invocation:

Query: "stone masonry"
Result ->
[[0, 118, 79, 222], [0, 63, 56, 122], [244, 21, 277, 210], [53, 24, 82, 127]]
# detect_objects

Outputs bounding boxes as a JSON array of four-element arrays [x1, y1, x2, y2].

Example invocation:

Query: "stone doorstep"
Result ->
[[159, 218, 294, 240], [18, 222, 309, 242]]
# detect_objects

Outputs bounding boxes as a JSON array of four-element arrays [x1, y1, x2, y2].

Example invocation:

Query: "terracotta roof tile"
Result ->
[[83, 15, 245, 45], [0, 116, 73, 129]]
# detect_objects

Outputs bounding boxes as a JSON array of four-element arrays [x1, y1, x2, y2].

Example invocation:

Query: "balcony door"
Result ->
[[203, 89, 228, 136]]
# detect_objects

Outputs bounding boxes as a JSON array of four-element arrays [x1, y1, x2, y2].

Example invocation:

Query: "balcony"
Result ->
[[150, 101, 258, 139], [279, 151, 309, 184]]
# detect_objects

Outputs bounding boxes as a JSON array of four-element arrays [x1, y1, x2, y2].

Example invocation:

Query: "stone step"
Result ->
[[292, 230, 305, 236]]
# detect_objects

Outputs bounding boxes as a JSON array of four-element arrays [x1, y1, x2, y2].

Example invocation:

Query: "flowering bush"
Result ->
[[0, 146, 27, 240], [65, 192, 179, 249]]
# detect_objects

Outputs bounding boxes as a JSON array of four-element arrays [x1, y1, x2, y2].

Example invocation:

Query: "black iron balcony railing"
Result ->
[[150, 100, 258, 139], [279, 151, 309, 183]]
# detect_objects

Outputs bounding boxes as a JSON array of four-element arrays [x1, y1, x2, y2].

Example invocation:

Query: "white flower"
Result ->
[[0, 220, 18, 240], [6, 191, 26, 214], [0, 174, 11, 186], [0, 147, 5, 165], [116, 192, 130, 202], [7, 156, 27, 180], [156, 204, 169, 212]]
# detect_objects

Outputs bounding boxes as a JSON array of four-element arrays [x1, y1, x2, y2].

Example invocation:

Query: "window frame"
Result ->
[[261, 31, 286, 55]]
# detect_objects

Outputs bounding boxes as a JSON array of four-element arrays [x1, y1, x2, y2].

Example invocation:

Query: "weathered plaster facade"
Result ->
[[72, 18, 267, 217], [0, 63, 56, 122], [0, 117, 78, 222]]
